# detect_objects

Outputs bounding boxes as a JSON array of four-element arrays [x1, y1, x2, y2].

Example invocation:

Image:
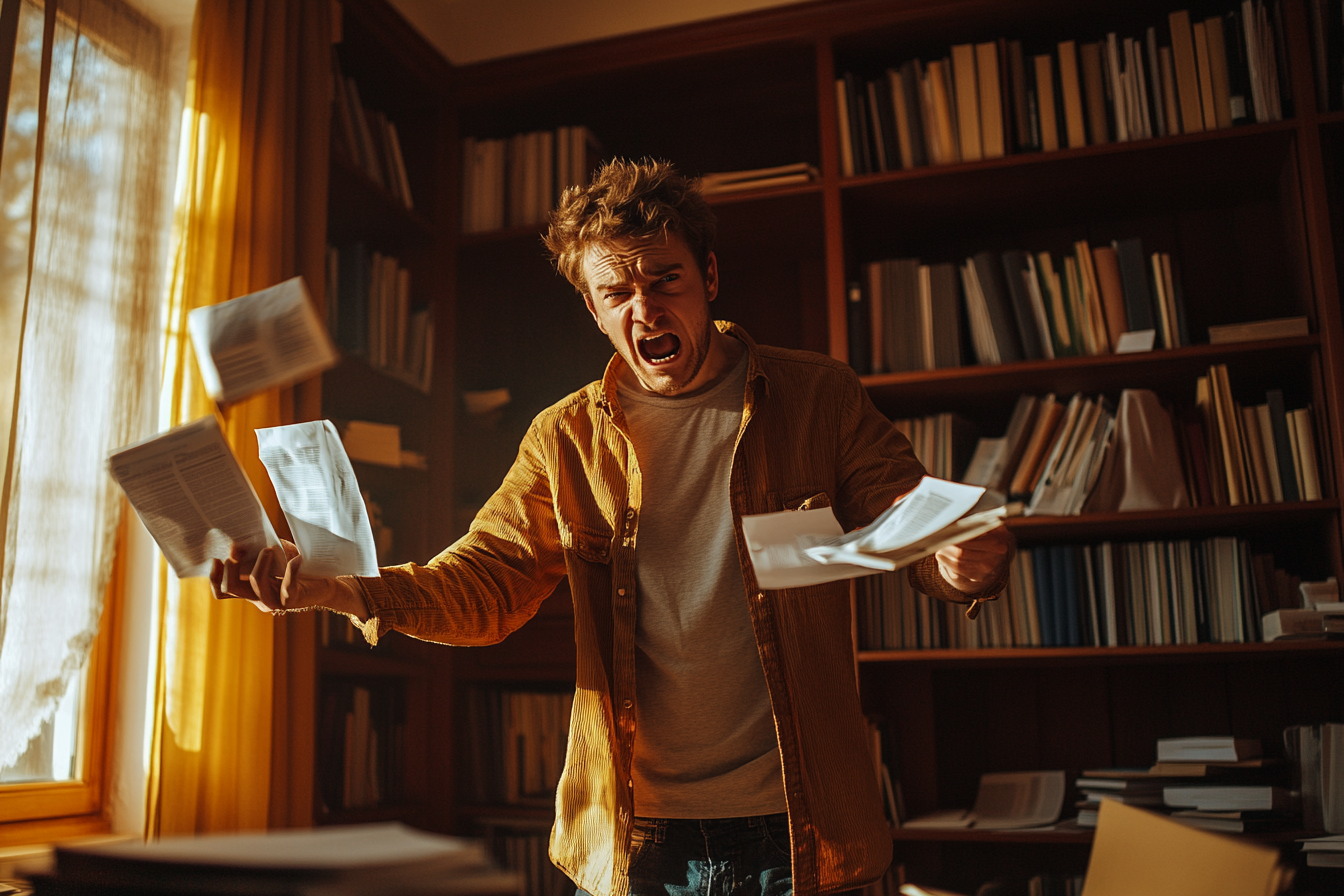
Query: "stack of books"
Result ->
[[696, 162, 818, 196], [833, 3, 1288, 177], [1076, 736, 1293, 833], [855, 531, 1302, 650], [1262, 577, 1344, 640]]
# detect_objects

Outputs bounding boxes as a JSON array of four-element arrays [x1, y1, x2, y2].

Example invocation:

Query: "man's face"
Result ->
[[581, 234, 719, 397]]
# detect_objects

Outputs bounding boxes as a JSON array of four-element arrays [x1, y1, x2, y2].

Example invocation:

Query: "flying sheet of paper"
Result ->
[[188, 276, 339, 404], [109, 416, 281, 578], [256, 420, 379, 577]]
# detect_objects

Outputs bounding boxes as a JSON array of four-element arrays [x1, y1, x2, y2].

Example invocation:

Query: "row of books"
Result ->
[[1306, 0, 1344, 111], [834, 2, 1288, 177], [890, 412, 978, 482], [856, 536, 1292, 650], [849, 237, 1189, 377], [458, 686, 572, 806], [1194, 368, 1323, 506], [959, 376, 1320, 516], [325, 243, 434, 391], [460, 125, 601, 233], [316, 678, 405, 813], [330, 54, 414, 209]]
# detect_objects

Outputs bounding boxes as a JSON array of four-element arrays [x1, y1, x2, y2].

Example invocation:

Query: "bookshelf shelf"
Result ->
[[1004, 499, 1340, 542], [839, 116, 1300, 192], [892, 826, 1095, 844], [436, 0, 1344, 891], [857, 638, 1344, 666], [860, 336, 1319, 418], [327, 154, 435, 248]]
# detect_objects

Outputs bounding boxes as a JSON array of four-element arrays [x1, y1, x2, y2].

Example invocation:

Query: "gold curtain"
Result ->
[[147, 0, 330, 836]]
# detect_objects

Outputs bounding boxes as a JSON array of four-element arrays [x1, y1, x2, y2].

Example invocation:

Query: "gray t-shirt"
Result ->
[[617, 352, 787, 818]]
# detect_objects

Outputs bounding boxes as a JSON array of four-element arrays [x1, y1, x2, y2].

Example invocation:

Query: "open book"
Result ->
[[903, 770, 1066, 830], [741, 476, 1018, 589]]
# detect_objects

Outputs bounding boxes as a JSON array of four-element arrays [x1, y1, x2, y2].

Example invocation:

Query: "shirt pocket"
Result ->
[[557, 515, 614, 564], [770, 489, 833, 513]]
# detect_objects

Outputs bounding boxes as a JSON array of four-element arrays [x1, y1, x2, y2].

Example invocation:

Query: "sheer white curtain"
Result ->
[[0, 0, 178, 771]]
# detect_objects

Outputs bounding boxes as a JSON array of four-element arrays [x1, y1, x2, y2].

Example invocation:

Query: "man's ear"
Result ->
[[582, 291, 606, 334], [704, 251, 719, 302]]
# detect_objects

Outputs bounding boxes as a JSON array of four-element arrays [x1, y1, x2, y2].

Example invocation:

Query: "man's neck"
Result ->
[[620, 330, 744, 399]]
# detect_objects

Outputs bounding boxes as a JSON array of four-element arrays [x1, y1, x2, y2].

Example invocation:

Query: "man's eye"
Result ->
[[659, 274, 678, 284]]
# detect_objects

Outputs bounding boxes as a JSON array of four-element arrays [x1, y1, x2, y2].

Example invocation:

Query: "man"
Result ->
[[214, 159, 1014, 896]]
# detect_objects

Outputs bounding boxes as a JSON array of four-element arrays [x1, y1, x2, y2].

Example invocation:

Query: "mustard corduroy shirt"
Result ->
[[353, 322, 1009, 896]]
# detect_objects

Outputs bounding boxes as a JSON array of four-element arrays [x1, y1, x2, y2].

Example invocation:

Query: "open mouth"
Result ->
[[638, 333, 681, 364]]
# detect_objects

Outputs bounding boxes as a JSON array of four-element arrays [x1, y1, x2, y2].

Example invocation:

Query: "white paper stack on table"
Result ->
[[741, 476, 1018, 589], [31, 822, 521, 895]]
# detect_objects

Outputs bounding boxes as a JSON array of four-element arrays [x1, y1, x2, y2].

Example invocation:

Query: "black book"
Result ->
[[845, 72, 873, 174], [1112, 237, 1155, 333], [1224, 7, 1251, 124], [1000, 250, 1045, 359], [899, 59, 930, 167], [927, 262, 964, 369], [970, 250, 1025, 363], [869, 77, 899, 172], [1265, 388, 1300, 502]]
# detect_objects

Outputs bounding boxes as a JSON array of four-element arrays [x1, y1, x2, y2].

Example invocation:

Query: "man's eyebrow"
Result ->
[[591, 260, 684, 291]]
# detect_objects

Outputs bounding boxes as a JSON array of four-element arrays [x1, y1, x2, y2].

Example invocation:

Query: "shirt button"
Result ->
[[623, 699, 632, 709], [625, 509, 635, 519], [618, 588, 626, 596]]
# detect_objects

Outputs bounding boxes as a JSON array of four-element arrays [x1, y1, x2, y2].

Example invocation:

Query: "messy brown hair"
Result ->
[[543, 158, 717, 296]]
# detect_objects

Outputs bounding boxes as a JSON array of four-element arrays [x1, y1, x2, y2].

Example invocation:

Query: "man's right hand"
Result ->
[[210, 541, 369, 619]]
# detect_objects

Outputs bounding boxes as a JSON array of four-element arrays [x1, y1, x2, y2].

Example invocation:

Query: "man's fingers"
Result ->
[[279, 552, 306, 608]]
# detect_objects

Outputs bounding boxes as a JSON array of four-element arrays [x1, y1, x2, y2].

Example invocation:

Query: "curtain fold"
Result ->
[[0, 0, 173, 772], [147, 0, 330, 836]]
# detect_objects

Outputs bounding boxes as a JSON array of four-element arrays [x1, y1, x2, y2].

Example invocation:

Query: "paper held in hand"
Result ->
[[256, 420, 379, 578], [187, 276, 338, 404], [109, 416, 282, 578], [741, 476, 1019, 589]]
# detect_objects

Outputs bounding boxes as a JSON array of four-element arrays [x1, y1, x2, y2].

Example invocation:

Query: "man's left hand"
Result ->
[[935, 524, 1015, 593]]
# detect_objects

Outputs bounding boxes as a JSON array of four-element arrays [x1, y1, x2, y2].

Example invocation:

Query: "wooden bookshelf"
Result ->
[[297, 0, 457, 834], [280, 0, 1344, 890]]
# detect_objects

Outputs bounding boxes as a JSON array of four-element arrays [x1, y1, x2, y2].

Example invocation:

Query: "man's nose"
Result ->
[[630, 291, 662, 323]]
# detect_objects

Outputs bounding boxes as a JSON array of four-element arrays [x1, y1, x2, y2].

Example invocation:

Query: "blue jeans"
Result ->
[[593, 813, 793, 896]]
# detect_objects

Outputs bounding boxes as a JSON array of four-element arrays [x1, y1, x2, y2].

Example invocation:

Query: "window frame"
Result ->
[[0, 518, 125, 841]]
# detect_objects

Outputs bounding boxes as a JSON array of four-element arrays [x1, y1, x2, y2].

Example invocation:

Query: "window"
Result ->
[[0, 0, 183, 838]]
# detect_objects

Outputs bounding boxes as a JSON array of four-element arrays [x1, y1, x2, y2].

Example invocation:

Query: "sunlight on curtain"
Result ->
[[0, 0, 174, 776], [146, 0, 331, 836]]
